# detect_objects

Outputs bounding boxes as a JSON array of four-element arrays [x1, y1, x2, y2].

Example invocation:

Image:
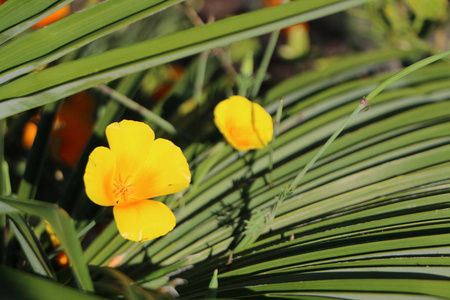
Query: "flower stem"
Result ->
[[96, 84, 177, 135], [268, 98, 284, 186], [251, 30, 280, 99], [194, 51, 209, 106]]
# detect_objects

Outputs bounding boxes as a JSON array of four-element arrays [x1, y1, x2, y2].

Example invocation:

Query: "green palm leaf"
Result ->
[[0, 0, 369, 118], [2, 0, 450, 298]]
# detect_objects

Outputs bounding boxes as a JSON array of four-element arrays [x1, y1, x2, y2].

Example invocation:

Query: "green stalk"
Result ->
[[195, 51, 209, 106], [268, 98, 284, 185], [0, 119, 6, 264], [238, 52, 254, 97], [0, 119, 6, 195], [288, 103, 364, 191], [366, 50, 450, 101], [194, 51, 209, 140], [95, 84, 177, 135], [250, 30, 280, 99]]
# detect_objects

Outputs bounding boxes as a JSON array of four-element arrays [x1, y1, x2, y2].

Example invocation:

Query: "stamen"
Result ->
[[113, 175, 133, 204]]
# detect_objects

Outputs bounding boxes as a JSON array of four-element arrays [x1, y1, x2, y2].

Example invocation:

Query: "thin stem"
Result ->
[[290, 103, 364, 190], [0, 119, 5, 264], [366, 50, 450, 101], [194, 51, 209, 106], [0, 119, 4, 195], [95, 84, 177, 135], [193, 51, 209, 143], [269, 98, 284, 185], [251, 30, 280, 99], [238, 52, 254, 97]]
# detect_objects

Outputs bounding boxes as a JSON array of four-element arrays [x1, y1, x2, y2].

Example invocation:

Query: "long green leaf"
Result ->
[[0, 0, 72, 44], [0, 197, 94, 292], [0, 0, 369, 119], [0, 265, 104, 300], [8, 215, 55, 278], [0, 0, 183, 84]]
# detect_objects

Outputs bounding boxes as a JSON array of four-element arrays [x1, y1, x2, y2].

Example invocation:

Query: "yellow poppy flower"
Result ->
[[214, 96, 273, 151], [83, 120, 191, 242]]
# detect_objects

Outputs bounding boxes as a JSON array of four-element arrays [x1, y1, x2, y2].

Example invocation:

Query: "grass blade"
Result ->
[[0, 197, 94, 292]]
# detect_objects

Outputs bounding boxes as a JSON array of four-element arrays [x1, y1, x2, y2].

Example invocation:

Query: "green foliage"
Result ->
[[1, 0, 450, 299]]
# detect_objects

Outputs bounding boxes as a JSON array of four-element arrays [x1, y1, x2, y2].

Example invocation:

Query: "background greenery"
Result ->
[[0, 0, 449, 299]]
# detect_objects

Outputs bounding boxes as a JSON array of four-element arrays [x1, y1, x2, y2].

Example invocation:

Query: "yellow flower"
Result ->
[[83, 120, 190, 242], [214, 96, 273, 151]]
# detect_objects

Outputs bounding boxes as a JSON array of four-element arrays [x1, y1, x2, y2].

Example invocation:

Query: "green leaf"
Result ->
[[0, 265, 104, 300], [0, 0, 72, 44], [0, 197, 94, 292], [8, 214, 55, 278], [0, 0, 183, 83], [206, 269, 218, 298], [91, 267, 169, 300], [0, 0, 370, 119]]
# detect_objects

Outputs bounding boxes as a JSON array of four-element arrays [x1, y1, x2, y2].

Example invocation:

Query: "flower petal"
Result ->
[[84, 146, 116, 206], [252, 101, 274, 148], [133, 138, 191, 199], [106, 120, 155, 177], [113, 200, 176, 242], [214, 96, 273, 151]]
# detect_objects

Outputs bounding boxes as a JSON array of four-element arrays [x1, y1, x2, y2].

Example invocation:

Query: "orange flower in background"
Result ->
[[263, 0, 309, 36], [214, 96, 273, 151], [263, 0, 310, 59], [22, 119, 39, 150], [84, 120, 191, 242], [54, 91, 96, 167], [0, 1, 70, 28], [22, 91, 96, 167], [32, 5, 70, 29], [263, 0, 282, 7]]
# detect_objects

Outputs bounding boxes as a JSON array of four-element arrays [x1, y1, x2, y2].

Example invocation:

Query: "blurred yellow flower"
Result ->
[[84, 120, 190, 242], [214, 96, 273, 151]]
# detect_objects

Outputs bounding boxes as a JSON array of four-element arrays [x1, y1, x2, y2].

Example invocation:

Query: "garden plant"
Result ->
[[0, 0, 450, 299]]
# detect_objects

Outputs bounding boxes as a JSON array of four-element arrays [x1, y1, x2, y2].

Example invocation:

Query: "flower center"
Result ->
[[228, 125, 251, 147], [113, 175, 133, 204]]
